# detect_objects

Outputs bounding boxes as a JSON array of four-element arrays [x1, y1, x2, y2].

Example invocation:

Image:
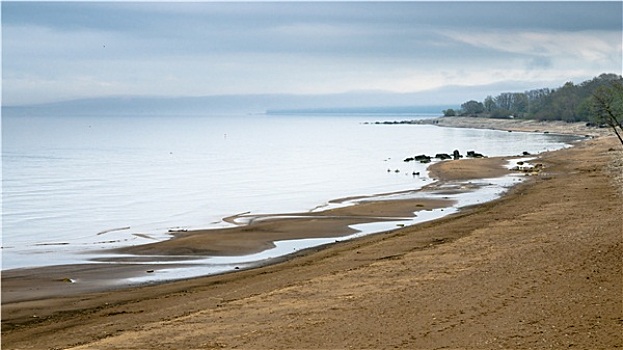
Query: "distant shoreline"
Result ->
[[373, 116, 612, 137]]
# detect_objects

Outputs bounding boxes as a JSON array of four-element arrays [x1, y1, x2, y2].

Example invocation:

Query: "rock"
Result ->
[[168, 228, 188, 233], [466, 151, 485, 158], [414, 154, 431, 163], [453, 150, 461, 160]]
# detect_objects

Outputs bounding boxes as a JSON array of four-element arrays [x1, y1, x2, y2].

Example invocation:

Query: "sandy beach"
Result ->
[[2, 118, 622, 349]]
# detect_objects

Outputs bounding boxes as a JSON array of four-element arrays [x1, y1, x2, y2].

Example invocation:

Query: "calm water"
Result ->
[[2, 114, 578, 270]]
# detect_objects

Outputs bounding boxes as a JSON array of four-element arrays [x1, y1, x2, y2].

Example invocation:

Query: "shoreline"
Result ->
[[2, 119, 623, 349], [1, 118, 554, 292], [0, 119, 609, 300], [3, 115, 578, 273], [1, 156, 519, 303]]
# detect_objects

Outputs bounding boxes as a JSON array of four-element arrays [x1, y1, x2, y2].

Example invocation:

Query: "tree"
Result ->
[[460, 100, 485, 116], [525, 88, 551, 116], [592, 81, 623, 146], [454, 73, 622, 122], [510, 93, 529, 116], [556, 82, 581, 122], [490, 108, 512, 119], [483, 96, 497, 113], [443, 108, 457, 117], [495, 93, 513, 111]]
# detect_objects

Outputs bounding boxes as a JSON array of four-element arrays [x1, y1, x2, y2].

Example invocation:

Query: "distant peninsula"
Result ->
[[265, 105, 452, 115]]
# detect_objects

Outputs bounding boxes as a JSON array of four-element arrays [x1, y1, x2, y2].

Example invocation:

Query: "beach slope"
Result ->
[[2, 135, 622, 349]]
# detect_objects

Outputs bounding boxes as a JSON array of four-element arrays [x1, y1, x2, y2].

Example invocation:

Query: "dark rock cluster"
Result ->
[[404, 149, 487, 163]]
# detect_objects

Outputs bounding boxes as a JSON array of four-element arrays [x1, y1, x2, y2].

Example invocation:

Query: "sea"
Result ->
[[1, 113, 579, 276]]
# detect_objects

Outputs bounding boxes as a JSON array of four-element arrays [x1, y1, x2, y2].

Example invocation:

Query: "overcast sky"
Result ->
[[2, 1, 622, 106]]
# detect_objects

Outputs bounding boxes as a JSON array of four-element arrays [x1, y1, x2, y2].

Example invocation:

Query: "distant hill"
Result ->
[[2, 92, 458, 117], [4, 80, 548, 118], [4, 78, 605, 118]]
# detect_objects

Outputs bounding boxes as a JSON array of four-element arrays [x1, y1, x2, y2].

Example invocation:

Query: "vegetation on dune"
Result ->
[[444, 73, 622, 122]]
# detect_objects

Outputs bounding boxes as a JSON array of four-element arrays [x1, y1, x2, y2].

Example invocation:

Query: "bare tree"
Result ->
[[592, 81, 623, 146]]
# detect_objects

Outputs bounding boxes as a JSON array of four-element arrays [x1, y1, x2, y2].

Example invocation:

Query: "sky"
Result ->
[[2, 1, 622, 107]]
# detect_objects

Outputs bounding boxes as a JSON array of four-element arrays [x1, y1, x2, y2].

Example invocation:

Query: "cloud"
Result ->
[[443, 29, 621, 62], [526, 57, 553, 70], [2, 2, 622, 106]]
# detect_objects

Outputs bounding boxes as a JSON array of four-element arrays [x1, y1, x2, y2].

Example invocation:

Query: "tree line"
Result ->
[[443, 73, 623, 123]]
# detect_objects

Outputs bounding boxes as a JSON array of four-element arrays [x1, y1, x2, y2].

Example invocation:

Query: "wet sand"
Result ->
[[428, 157, 511, 181], [2, 120, 621, 349], [113, 197, 455, 258], [0, 186, 469, 304]]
